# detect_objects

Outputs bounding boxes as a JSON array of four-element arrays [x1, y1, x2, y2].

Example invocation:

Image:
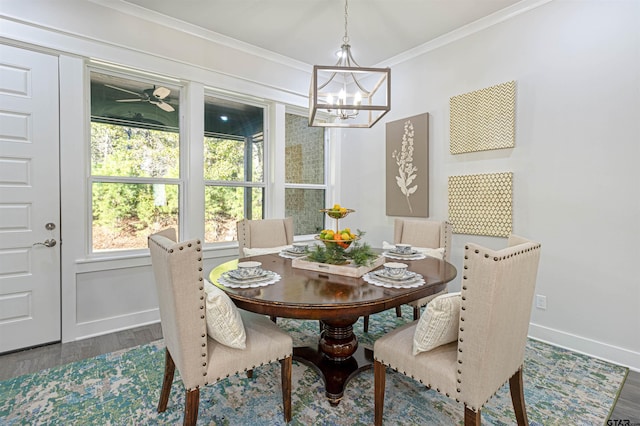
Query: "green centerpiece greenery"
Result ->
[[306, 231, 378, 266]]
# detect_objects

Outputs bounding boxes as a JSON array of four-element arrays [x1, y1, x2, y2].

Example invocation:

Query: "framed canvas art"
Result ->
[[449, 80, 516, 154], [448, 172, 513, 237], [386, 113, 429, 217]]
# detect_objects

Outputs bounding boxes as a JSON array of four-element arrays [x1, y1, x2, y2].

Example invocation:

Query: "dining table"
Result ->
[[209, 250, 457, 405]]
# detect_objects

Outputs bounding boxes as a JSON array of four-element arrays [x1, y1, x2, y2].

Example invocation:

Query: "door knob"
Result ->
[[33, 239, 57, 248]]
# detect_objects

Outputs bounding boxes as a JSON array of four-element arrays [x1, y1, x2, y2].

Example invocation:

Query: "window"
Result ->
[[284, 113, 326, 235], [89, 71, 181, 252], [203, 95, 265, 243]]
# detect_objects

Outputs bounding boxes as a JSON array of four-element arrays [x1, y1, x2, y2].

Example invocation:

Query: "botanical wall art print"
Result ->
[[448, 172, 513, 237], [449, 80, 516, 154], [386, 113, 429, 217]]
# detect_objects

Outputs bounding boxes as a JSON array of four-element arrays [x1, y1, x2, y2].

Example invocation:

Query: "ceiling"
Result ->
[[115, 0, 526, 66]]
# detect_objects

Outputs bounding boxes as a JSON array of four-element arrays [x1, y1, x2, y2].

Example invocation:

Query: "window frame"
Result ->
[[84, 65, 329, 257], [283, 107, 329, 238], [87, 66, 185, 256], [202, 91, 269, 245]]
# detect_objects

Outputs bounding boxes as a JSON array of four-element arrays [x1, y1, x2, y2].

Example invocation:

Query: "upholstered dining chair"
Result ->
[[236, 217, 294, 257], [363, 219, 452, 332], [373, 235, 541, 426], [148, 229, 293, 425], [236, 217, 296, 324]]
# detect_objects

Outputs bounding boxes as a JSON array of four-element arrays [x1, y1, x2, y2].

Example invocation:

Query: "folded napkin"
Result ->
[[243, 245, 292, 257], [382, 241, 445, 260]]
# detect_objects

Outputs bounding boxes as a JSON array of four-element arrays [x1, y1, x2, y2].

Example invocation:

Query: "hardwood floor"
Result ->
[[612, 369, 640, 423], [0, 323, 162, 381], [0, 323, 638, 423]]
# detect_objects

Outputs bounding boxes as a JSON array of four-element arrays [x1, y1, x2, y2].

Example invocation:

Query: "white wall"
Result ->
[[339, 0, 640, 370]]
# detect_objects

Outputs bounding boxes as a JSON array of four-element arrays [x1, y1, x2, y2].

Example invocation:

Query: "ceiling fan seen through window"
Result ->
[[105, 84, 175, 112]]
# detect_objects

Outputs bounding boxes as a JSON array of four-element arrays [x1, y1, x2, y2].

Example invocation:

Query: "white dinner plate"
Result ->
[[362, 272, 425, 288], [226, 269, 270, 281], [373, 269, 417, 281]]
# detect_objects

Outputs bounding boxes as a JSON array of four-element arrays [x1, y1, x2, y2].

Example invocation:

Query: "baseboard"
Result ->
[[70, 308, 160, 342], [529, 323, 640, 372]]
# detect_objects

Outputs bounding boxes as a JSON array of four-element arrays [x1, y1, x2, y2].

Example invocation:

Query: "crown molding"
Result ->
[[90, 0, 552, 71], [88, 0, 312, 72]]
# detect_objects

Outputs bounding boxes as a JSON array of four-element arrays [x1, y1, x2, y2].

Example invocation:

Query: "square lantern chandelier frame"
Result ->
[[309, 65, 391, 128]]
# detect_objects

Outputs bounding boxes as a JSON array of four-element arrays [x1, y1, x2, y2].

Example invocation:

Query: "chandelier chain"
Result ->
[[343, 0, 349, 44]]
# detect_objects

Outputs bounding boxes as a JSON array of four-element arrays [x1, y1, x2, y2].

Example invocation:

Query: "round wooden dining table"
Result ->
[[209, 251, 457, 405]]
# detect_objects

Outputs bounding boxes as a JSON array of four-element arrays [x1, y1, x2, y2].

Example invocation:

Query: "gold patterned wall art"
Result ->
[[448, 172, 513, 237], [449, 80, 516, 154]]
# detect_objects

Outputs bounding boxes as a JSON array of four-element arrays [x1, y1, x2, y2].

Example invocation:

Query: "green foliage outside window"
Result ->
[[204, 136, 264, 243], [91, 123, 180, 250]]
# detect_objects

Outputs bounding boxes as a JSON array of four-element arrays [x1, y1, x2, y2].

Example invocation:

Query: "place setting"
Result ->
[[217, 261, 281, 288], [279, 242, 309, 259], [382, 243, 427, 260], [362, 262, 425, 288]]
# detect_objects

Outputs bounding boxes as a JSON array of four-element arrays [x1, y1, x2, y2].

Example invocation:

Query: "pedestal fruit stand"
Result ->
[[292, 205, 384, 276]]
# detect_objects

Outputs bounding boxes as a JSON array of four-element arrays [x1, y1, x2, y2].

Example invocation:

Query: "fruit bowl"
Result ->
[[320, 208, 355, 219], [315, 234, 360, 249]]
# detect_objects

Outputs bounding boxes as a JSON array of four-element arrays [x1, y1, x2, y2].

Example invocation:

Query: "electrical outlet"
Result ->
[[536, 294, 547, 310]]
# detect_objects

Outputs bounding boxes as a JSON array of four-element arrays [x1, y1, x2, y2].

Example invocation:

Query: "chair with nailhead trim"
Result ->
[[364, 219, 452, 332], [373, 235, 541, 426], [148, 229, 293, 425], [237, 217, 294, 257]]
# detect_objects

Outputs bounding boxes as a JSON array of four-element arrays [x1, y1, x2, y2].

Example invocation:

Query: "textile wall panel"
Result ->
[[448, 172, 512, 237], [449, 80, 516, 154]]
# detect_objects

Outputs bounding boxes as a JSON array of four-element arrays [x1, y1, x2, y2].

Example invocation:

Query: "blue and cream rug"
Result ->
[[0, 307, 628, 425]]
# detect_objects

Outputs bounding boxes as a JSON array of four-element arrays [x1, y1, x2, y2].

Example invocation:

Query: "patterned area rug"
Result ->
[[0, 306, 627, 425]]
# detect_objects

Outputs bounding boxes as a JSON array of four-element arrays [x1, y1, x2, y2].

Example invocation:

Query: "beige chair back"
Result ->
[[148, 231, 208, 390], [236, 217, 294, 256], [393, 219, 452, 261], [457, 234, 541, 410]]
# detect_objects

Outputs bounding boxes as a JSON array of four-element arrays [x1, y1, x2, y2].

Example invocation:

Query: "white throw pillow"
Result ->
[[413, 292, 461, 355], [382, 241, 445, 259], [243, 245, 291, 257], [203, 280, 246, 349]]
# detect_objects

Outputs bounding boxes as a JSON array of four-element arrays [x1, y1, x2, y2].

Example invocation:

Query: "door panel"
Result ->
[[0, 43, 61, 353]]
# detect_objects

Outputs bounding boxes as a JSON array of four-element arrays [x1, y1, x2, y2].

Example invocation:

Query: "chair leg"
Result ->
[[270, 316, 277, 323], [363, 315, 370, 333], [413, 306, 421, 321], [395, 306, 402, 317], [281, 356, 292, 423], [464, 406, 481, 426], [509, 368, 529, 425], [158, 348, 175, 413], [183, 388, 200, 426], [374, 360, 386, 426], [319, 320, 324, 333]]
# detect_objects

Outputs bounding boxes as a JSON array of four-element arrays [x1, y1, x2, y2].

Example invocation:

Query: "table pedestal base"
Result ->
[[293, 344, 374, 406]]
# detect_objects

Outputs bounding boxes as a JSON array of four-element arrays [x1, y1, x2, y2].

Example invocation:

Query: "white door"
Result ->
[[0, 44, 61, 353]]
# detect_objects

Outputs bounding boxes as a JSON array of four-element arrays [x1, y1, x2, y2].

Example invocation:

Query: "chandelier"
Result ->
[[308, 0, 391, 128]]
